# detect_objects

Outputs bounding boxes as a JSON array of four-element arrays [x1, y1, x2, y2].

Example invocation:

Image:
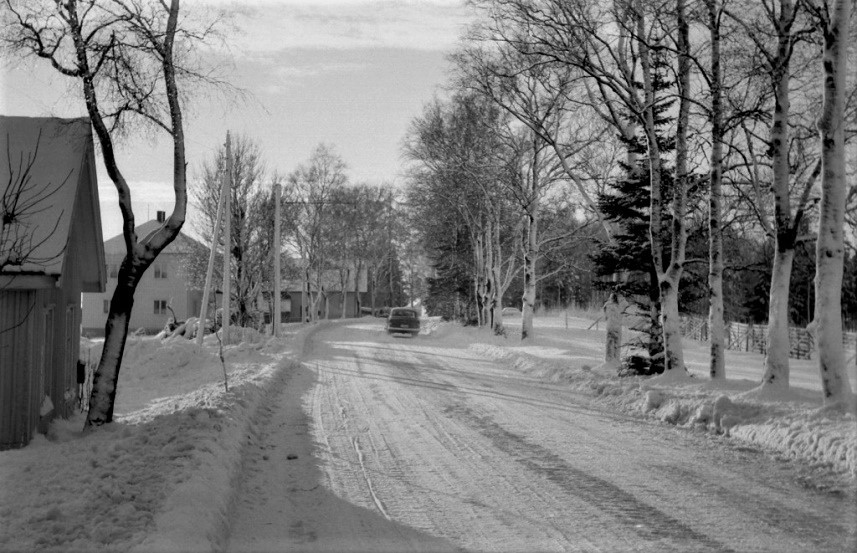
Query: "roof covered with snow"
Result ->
[[0, 116, 104, 287], [103, 218, 204, 256]]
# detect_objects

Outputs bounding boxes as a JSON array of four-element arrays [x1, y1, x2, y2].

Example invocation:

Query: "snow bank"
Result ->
[[132, 323, 324, 553], [0, 323, 321, 553], [462, 322, 857, 479]]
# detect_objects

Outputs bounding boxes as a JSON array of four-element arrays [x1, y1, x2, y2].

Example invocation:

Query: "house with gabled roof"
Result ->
[[0, 116, 106, 450], [81, 211, 204, 335], [260, 266, 369, 323]]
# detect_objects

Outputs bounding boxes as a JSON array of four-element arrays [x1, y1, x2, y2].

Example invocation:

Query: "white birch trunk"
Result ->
[[354, 261, 363, 316], [637, 0, 686, 376], [475, 229, 487, 327], [604, 293, 622, 371], [763, 249, 794, 388], [814, 0, 854, 407], [491, 215, 505, 335], [761, 0, 796, 391], [707, 0, 725, 379], [659, 0, 690, 377], [521, 209, 537, 341]]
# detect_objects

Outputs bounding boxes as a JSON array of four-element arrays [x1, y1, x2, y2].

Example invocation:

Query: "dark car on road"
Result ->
[[386, 307, 420, 336]]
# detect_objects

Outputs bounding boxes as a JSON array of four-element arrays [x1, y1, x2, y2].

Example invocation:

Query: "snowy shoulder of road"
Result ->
[[0, 315, 854, 552], [464, 313, 857, 483], [0, 323, 314, 553]]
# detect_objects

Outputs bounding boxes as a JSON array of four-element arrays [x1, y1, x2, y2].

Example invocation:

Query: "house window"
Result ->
[[154, 300, 168, 315], [103, 300, 109, 314], [154, 264, 167, 279]]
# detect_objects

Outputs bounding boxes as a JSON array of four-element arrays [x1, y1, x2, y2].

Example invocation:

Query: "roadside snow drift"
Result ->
[[0, 324, 315, 553], [461, 315, 857, 480]]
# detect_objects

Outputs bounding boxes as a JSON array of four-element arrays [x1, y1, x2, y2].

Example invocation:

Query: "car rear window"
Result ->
[[391, 309, 416, 318]]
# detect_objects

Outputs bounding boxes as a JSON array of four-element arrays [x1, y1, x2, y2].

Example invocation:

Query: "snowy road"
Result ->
[[226, 322, 856, 552]]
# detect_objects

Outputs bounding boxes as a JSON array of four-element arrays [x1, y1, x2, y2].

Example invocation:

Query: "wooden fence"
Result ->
[[679, 315, 857, 361]]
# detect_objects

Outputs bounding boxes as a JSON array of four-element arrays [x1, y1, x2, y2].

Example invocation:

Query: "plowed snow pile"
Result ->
[[0, 326, 308, 553], [459, 314, 857, 479]]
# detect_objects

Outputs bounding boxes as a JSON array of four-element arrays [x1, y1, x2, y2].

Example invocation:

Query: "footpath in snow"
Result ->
[[0, 315, 854, 552]]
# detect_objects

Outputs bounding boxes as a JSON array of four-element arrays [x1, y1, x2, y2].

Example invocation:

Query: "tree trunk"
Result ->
[[707, 0, 726, 379], [354, 261, 363, 316], [86, 0, 187, 426], [88, 266, 139, 423], [370, 269, 377, 314], [474, 230, 486, 327], [340, 269, 348, 319], [521, 210, 537, 340], [483, 220, 497, 332], [323, 288, 330, 320], [304, 269, 312, 322], [490, 214, 505, 335], [814, 0, 853, 406], [762, 0, 795, 391], [763, 248, 795, 388], [657, 0, 690, 378], [604, 293, 622, 371], [638, 1, 684, 376]]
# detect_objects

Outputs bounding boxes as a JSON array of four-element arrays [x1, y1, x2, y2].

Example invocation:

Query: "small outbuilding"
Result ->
[[0, 116, 105, 450]]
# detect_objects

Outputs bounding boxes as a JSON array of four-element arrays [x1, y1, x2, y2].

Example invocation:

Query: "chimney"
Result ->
[[156, 210, 166, 223]]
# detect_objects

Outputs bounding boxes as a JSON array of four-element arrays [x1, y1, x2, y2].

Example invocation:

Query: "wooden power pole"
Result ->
[[222, 131, 232, 344], [273, 182, 281, 336], [196, 133, 229, 345]]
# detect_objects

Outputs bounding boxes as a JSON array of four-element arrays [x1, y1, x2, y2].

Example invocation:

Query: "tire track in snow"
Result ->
[[351, 435, 391, 520], [444, 403, 732, 553], [301, 325, 855, 552]]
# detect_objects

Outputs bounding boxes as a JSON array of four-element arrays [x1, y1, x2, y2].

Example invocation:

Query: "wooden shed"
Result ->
[[0, 116, 105, 450]]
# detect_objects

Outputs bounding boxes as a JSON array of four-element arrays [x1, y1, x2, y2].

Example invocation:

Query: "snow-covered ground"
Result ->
[[470, 313, 857, 480], [0, 324, 317, 553], [0, 314, 854, 552]]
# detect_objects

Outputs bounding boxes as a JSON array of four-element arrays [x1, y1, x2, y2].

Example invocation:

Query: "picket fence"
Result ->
[[679, 315, 857, 361]]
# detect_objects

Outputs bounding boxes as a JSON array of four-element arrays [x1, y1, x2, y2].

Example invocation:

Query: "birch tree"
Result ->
[[188, 135, 271, 327], [2, 0, 222, 425], [473, 0, 693, 372], [404, 94, 515, 329], [806, 0, 855, 407], [454, 44, 593, 340], [725, 0, 823, 391], [706, 0, 727, 379], [284, 144, 347, 322]]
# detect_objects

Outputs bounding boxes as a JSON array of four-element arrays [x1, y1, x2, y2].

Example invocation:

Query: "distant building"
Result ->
[[260, 267, 369, 323], [1, 116, 106, 450], [81, 211, 203, 336]]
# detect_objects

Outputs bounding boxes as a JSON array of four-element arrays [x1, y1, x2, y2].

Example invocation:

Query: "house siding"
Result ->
[[1, 151, 92, 449], [82, 251, 202, 335], [0, 290, 38, 449], [276, 290, 369, 322], [0, 116, 102, 451]]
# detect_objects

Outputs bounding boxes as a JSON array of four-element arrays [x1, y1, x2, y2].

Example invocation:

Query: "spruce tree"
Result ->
[[592, 48, 677, 374]]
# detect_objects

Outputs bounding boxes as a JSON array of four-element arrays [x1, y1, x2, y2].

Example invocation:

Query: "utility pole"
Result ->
[[196, 135, 228, 345], [273, 182, 281, 337], [222, 131, 232, 345]]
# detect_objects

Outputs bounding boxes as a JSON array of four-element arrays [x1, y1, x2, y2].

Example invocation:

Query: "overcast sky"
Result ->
[[0, 0, 473, 239]]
